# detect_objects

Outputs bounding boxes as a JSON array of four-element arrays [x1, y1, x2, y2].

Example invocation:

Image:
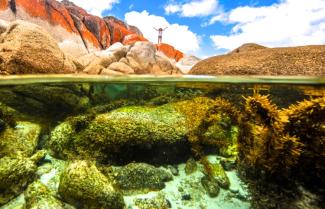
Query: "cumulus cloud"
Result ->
[[165, 0, 218, 17], [125, 10, 200, 53], [210, 0, 325, 50], [61, 0, 119, 17]]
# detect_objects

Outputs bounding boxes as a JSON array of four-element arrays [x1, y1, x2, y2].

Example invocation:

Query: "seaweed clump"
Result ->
[[239, 94, 325, 183], [283, 97, 325, 186]]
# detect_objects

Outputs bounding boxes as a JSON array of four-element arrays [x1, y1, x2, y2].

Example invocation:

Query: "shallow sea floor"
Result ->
[[1, 154, 250, 209]]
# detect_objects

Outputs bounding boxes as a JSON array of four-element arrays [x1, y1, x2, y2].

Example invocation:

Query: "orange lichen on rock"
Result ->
[[122, 34, 147, 45], [156, 43, 184, 61], [104, 16, 133, 44], [16, 0, 76, 33], [0, 0, 8, 11], [62, 1, 110, 49]]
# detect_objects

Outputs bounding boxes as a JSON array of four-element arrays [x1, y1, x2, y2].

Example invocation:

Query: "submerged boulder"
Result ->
[[24, 181, 65, 209], [105, 163, 173, 194], [0, 21, 78, 75], [0, 121, 41, 157], [58, 160, 125, 209], [49, 97, 240, 161], [0, 151, 46, 206]]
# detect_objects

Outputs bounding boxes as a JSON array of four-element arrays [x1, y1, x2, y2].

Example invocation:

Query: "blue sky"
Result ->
[[67, 0, 325, 58]]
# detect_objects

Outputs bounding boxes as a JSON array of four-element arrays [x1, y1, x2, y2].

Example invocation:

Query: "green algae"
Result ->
[[58, 160, 125, 209], [0, 151, 46, 206], [24, 181, 65, 209]]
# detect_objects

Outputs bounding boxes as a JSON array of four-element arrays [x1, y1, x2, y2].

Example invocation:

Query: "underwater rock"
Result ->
[[201, 175, 220, 198], [58, 160, 125, 209], [0, 151, 46, 206], [49, 97, 240, 161], [0, 85, 90, 118], [49, 103, 187, 160], [204, 162, 230, 189], [24, 181, 65, 209], [0, 121, 40, 157], [134, 193, 172, 209], [185, 158, 197, 175], [220, 157, 237, 171], [0, 103, 17, 131], [0, 20, 78, 75], [106, 163, 173, 194]]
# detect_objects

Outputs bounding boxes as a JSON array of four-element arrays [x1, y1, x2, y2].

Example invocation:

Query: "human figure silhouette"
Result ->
[[154, 27, 168, 44]]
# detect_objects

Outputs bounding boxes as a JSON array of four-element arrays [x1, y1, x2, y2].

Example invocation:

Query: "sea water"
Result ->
[[0, 75, 324, 209]]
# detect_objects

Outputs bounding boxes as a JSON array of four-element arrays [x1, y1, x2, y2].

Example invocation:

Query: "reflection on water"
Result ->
[[0, 75, 324, 209]]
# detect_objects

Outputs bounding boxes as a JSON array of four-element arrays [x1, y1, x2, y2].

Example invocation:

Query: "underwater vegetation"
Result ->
[[239, 94, 324, 184], [0, 81, 324, 209]]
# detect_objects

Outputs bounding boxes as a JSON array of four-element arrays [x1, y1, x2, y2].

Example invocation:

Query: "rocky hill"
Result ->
[[190, 44, 325, 76], [0, 0, 197, 75]]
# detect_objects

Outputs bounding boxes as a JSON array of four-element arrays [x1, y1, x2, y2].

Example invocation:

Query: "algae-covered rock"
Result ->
[[134, 193, 171, 209], [0, 151, 46, 206], [205, 162, 230, 189], [106, 163, 172, 194], [58, 160, 125, 209], [201, 175, 220, 197], [185, 158, 197, 175], [49, 104, 188, 160], [24, 181, 65, 209], [49, 97, 240, 161], [0, 121, 41, 157]]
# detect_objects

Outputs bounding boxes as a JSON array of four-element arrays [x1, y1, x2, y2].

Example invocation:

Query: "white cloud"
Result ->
[[210, 0, 325, 50], [61, 0, 119, 17], [125, 10, 200, 53], [165, 0, 218, 17]]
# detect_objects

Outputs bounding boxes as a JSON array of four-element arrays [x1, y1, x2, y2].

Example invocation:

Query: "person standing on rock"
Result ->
[[154, 27, 168, 44]]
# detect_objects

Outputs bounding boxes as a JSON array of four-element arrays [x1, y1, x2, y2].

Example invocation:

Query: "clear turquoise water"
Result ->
[[0, 75, 324, 209]]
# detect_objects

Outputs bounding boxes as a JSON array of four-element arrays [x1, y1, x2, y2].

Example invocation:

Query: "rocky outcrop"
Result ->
[[176, 55, 201, 74], [0, 0, 147, 57], [190, 44, 325, 76], [229, 43, 267, 54], [83, 42, 182, 75], [0, 20, 79, 74], [0, 0, 187, 66], [156, 43, 184, 61]]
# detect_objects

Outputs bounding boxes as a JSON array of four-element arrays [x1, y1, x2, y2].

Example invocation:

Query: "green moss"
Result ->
[[58, 160, 125, 209]]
